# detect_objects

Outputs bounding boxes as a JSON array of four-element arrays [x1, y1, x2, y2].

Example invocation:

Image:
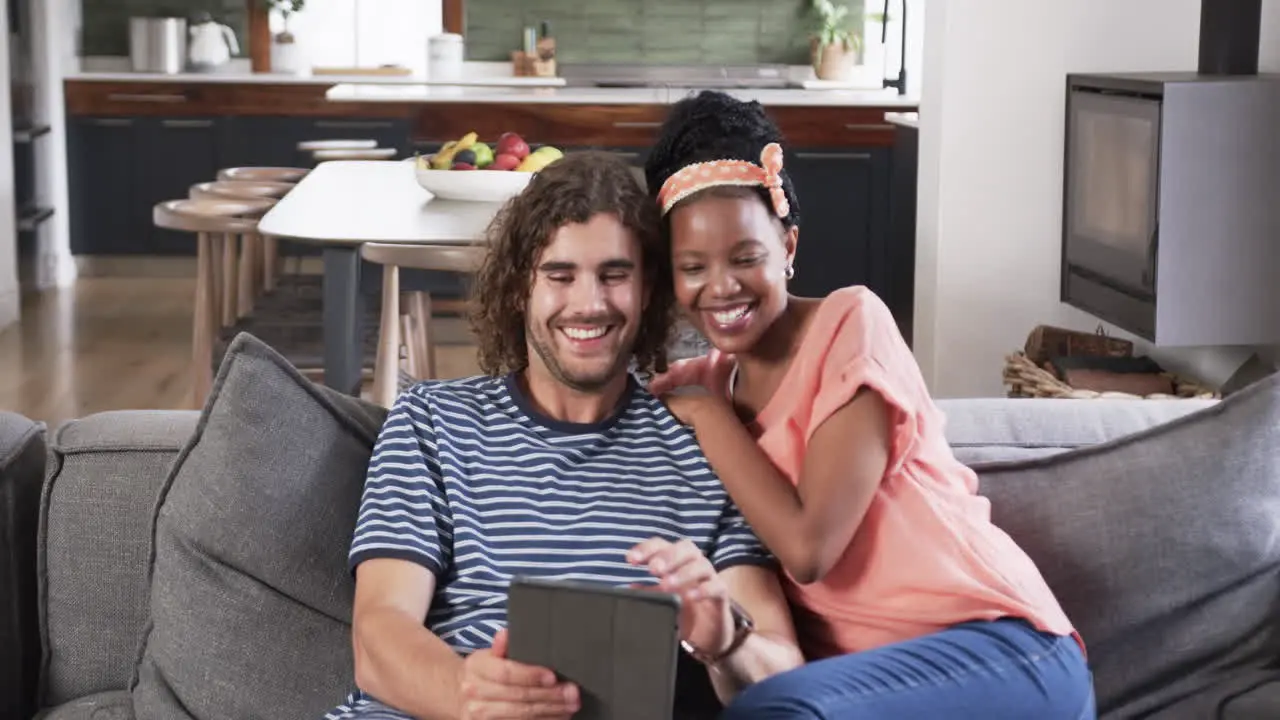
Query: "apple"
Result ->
[[451, 162, 476, 170], [496, 132, 530, 161], [489, 153, 521, 171]]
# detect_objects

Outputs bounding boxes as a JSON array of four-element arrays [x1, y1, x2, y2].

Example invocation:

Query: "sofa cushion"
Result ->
[[36, 691, 134, 720], [1, 411, 46, 720], [970, 373, 1280, 719], [936, 396, 1218, 465], [130, 333, 387, 720], [39, 411, 198, 708]]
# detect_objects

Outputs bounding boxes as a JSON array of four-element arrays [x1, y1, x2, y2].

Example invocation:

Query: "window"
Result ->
[[273, 0, 442, 76]]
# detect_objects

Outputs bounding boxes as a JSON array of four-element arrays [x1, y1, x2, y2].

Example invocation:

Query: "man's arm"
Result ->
[[704, 564, 805, 700], [351, 558, 464, 720], [352, 558, 580, 720]]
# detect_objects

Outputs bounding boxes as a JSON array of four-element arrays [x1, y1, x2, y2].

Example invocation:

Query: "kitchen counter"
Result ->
[[325, 83, 919, 107], [885, 111, 919, 129], [64, 70, 568, 87]]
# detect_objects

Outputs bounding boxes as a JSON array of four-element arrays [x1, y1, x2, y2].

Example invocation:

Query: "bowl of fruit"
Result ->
[[413, 131, 564, 202]]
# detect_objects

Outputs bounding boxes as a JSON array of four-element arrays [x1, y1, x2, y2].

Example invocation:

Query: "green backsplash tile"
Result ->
[[81, 0, 247, 57], [466, 0, 864, 65]]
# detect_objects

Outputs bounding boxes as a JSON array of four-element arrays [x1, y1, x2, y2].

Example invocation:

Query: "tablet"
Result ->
[[506, 576, 682, 720]]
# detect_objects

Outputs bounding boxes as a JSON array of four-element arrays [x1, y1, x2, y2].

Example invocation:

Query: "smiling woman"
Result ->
[[643, 91, 1096, 719]]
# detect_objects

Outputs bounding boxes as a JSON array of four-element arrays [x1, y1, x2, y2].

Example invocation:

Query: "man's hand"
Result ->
[[457, 629, 579, 719], [627, 538, 736, 659]]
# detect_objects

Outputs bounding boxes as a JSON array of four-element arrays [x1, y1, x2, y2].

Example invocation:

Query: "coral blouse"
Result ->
[[679, 287, 1081, 659]]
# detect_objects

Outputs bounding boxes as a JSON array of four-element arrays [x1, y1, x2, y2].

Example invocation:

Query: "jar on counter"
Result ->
[[428, 33, 464, 81]]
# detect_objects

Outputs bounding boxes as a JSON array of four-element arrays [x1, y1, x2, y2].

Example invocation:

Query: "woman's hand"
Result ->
[[649, 355, 734, 396], [661, 391, 730, 429], [627, 538, 736, 660]]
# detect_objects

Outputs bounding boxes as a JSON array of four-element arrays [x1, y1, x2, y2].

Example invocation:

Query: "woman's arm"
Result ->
[[669, 389, 893, 585]]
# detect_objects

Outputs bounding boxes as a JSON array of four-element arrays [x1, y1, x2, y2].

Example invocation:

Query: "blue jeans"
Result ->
[[722, 618, 1095, 719]]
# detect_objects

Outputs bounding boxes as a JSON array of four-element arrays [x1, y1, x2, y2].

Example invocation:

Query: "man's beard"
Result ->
[[527, 318, 634, 393]]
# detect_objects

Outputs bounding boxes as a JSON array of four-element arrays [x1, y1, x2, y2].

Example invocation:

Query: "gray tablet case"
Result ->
[[507, 577, 682, 720]]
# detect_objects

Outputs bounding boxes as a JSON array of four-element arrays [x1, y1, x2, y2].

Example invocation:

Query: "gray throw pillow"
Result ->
[[1, 411, 44, 720], [130, 333, 387, 720], [971, 372, 1280, 719]]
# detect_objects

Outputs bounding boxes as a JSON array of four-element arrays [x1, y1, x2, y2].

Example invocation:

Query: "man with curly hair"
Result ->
[[325, 151, 803, 720]]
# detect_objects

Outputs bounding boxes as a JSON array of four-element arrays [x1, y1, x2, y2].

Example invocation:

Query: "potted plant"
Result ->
[[265, 0, 306, 75], [809, 0, 861, 81]]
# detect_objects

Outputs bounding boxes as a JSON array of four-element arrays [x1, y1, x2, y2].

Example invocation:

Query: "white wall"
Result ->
[[915, 0, 1280, 397], [31, 0, 79, 289], [0, 2, 19, 331]]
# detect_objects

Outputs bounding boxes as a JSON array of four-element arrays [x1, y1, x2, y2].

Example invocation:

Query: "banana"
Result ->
[[430, 141, 459, 170], [456, 132, 478, 151]]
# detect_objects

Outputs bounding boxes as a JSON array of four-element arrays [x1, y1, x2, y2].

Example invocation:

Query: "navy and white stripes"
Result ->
[[325, 373, 771, 719]]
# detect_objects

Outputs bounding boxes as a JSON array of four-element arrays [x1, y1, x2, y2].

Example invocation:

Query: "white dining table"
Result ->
[[257, 160, 505, 395]]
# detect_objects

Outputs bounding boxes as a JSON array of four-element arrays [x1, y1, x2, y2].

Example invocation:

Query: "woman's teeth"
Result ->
[[711, 305, 752, 325], [562, 326, 608, 340]]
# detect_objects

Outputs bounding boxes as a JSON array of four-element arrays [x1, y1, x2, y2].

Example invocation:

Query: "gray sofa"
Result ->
[[3, 333, 1280, 720]]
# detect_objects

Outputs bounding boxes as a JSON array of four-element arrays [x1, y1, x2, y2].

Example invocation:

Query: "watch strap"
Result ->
[[683, 601, 755, 665]]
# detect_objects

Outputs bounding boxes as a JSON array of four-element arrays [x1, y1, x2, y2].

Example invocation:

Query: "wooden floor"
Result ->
[[0, 277, 481, 428]]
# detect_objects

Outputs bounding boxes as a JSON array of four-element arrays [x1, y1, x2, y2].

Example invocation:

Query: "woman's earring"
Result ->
[[784, 263, 795, 280]]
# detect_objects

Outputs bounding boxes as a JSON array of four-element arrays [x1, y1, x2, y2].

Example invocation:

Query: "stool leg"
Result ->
[[262, 236, 278, 292], [400, 309, 419, 381], [210, 234, 224, 328], [192, 233, 217, 407], [238, 233, 257, 319], [373, 265, 401, 408], [409, 292, 435, 379], [221, 233, 238, 327]]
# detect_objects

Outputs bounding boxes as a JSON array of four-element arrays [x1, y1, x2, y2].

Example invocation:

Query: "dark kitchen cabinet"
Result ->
[[68, 114, 413, 256], [68, 116, 143, 255], [137, 117, 229, 255], [70, 115, 227, 256], [222, 116, 412, 168], [784, 146, 891, 301]]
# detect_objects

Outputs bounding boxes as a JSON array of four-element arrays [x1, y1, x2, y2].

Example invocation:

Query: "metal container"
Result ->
[[129, 17, 187, 74]]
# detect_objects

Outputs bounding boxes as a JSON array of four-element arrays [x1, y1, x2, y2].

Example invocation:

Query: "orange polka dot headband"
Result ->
[[656, 142, 790, 219]]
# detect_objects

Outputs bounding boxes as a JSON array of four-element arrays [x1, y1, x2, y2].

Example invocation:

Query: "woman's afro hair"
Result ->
[[644, 90, 800, 229]]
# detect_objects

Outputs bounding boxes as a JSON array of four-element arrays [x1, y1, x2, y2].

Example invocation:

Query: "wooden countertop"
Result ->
[[65, 70, 568, 88], [325, 83, 919, 108]]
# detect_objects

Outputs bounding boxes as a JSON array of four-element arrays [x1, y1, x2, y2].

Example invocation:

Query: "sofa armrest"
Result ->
[[0, 411, 48, 720], [39, 410, 199, 708]]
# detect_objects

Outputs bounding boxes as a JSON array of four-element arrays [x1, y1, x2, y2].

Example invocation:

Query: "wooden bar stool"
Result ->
[[217, 166, 309, 183], [297, 139, 378, 152], [313, 147, 398, 162], [191, 180, 293, 303], [154, 197, 275, 408], [188, 182, 286, 323], [213, 171, 305, 289], [360, 242, 485, 407], [191, 179, 294, 200]]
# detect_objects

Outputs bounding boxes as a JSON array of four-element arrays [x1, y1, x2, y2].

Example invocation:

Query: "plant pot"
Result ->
[[810, 38, 857, 81], [270, 36, 306, 75]]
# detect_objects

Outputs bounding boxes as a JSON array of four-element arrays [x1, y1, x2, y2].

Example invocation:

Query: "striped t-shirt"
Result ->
[[348, 372, 773, 655]]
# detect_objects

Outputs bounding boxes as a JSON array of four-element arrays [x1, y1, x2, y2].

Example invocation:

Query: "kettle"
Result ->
[[187, 13, 239, 71]]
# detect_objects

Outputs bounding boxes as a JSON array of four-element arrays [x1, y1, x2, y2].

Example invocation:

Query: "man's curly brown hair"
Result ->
[[469, 151, 673, 378]]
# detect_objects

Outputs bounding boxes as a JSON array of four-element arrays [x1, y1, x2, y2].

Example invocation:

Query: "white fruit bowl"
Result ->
[[412, 163, 534, 203]]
